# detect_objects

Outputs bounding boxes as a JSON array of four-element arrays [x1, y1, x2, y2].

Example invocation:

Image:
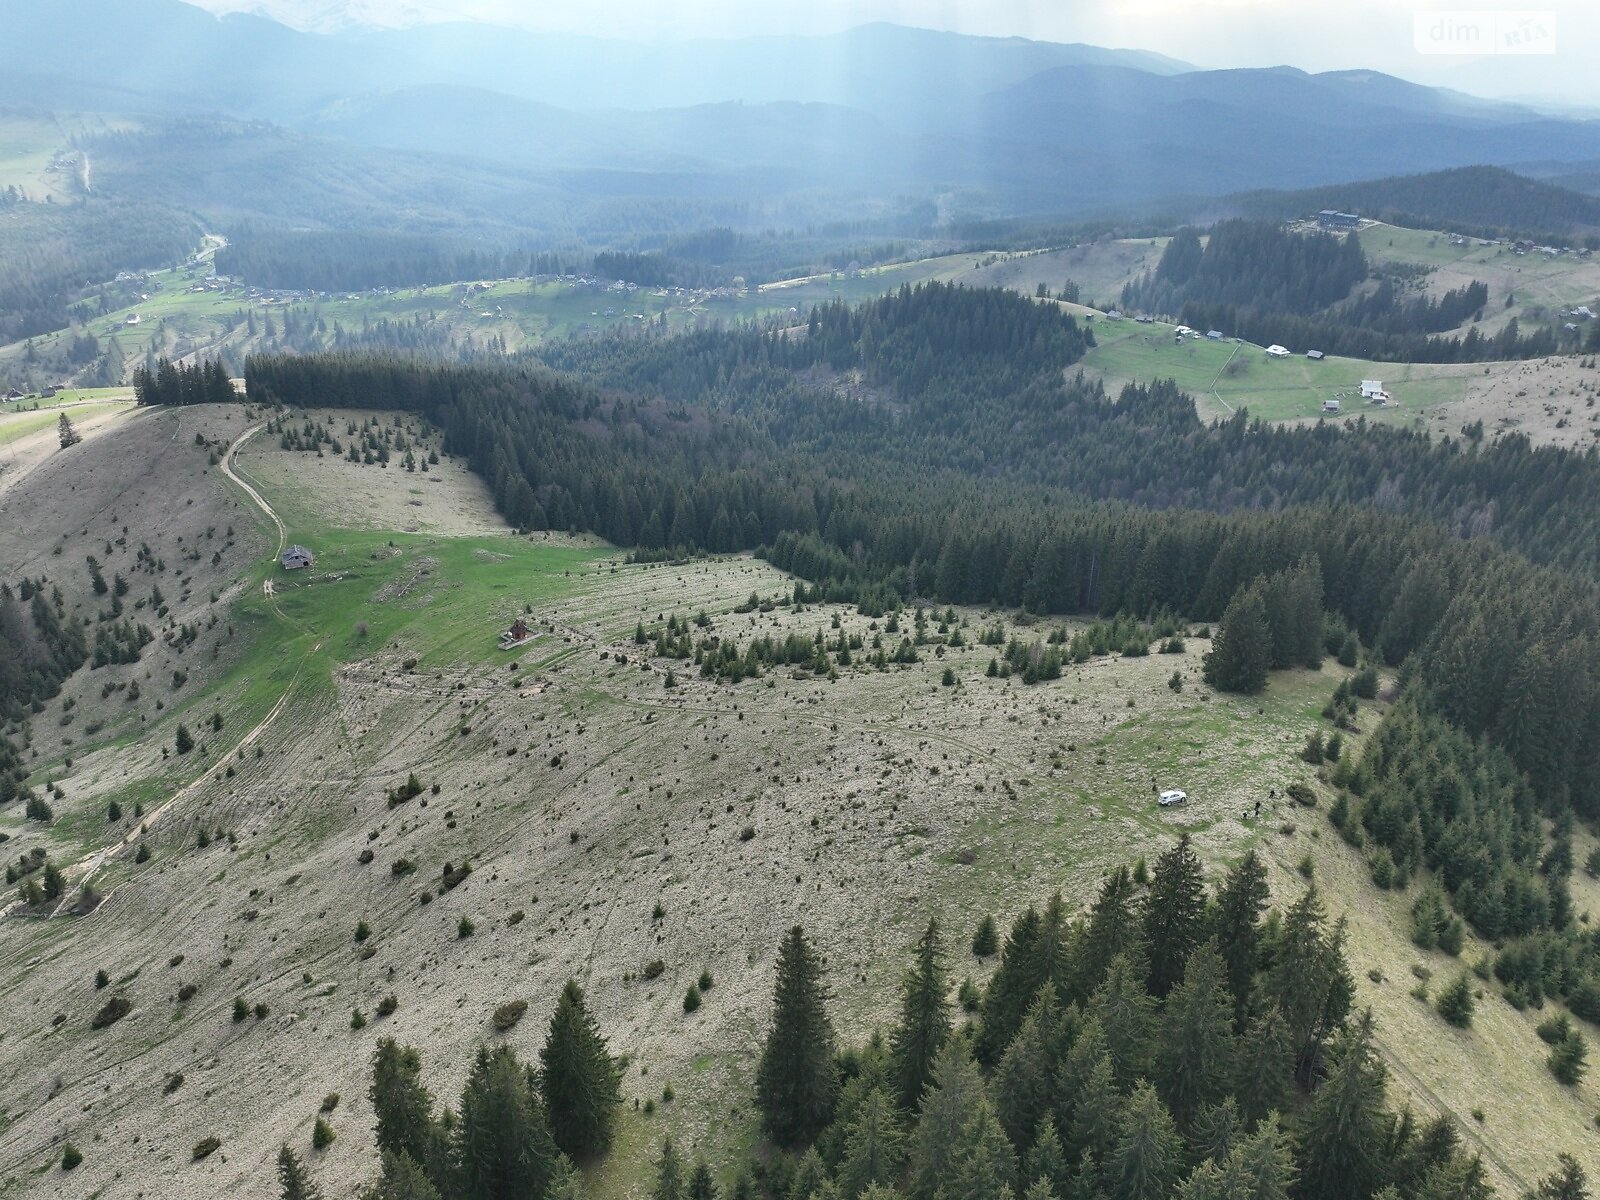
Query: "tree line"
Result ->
[[131, 358, 240, 407]]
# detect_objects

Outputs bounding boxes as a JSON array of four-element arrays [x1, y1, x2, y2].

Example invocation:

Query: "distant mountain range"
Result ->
[[3, 0, 1599, 233]]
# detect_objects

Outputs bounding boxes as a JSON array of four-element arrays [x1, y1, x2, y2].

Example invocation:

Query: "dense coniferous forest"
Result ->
[[308, 849, 1591, 1200], [1121, 221, 1563, 361], [0, 199, 203, 342], [131, 358, 240, 407]]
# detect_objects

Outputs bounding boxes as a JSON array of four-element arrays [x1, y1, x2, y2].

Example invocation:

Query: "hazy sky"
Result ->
[[200, 0, 1600, 105]]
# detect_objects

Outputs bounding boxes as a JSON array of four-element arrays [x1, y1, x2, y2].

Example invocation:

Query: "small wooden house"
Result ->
[[281, 545, 314, 570]]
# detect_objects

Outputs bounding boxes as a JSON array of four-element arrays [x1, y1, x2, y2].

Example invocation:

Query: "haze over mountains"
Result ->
[[3, 0, 1599, 229]]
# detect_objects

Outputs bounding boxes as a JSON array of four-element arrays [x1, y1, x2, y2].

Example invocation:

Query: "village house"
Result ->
[[281, 545, 314, 570]]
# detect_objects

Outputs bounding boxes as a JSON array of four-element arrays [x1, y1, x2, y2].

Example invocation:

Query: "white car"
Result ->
[[1158, 789, 1188, 807]]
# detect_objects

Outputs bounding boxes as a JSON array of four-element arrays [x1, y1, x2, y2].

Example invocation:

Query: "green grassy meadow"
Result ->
[[1080, 316, 1469, 426]]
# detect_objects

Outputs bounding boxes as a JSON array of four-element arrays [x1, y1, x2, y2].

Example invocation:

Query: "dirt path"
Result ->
[[1375, 1038, 1528, 1195], [221, 422, 285, 560], [39, 420, 321, 917]]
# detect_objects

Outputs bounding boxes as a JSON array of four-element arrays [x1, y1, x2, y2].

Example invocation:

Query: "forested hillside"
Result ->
[[0, 198, 203, 343], [1121, 221, 1563, 361]]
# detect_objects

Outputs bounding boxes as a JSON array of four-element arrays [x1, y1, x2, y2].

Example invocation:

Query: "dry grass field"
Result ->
[[0, 406, 1592, 1198]]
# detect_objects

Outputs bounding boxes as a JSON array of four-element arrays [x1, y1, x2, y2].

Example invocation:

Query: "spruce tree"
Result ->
[[837, 1089, 904, 1198], [653, 1137, 686, 1200], [1262, 887, 1353, 1078], [1065, 1054, 1122, 1168], [1524, 1154, 1588, 1200], [1233, 1008, 1293, 1126], [1296, 1015, 1389, 1200], [1229, 1114, 1296, 1200], [1203, 585, 1270, 695], [994, 985, 1061, 1154], [978, 895, 1067, 1064], [1208, 849, 1268, 1026], [947, 1097, 1020, 1200], [1435, 973, 1475, 1028], [370, 1040, 437, 1173], [756, 926, 839, 1146], [1092, 954, 1155, 1087], [1072, 867, 1143, 1002], [454, 1045, 559, 1200], [1024, 1117, 1068, 1193], [540, 979, 623, 1159], [1141, 836, 1207, 998], [973, 914, 999, 958], [889, 920, 952, 1111], [279, 1145, 323, 1200], [1107, 1082, 1182, 1200], [906, 1039, 986, 1200], [688, 1161, 719, 1200], [364, 1152, 444, 1200], [1188, 1098, 1240, 1170], [1155, 942, 1236, 1128], [788, 1148, 829, 1200]]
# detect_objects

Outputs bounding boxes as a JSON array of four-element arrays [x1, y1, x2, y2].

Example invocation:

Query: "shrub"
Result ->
[[959, 977, 981, 1012], [61, 1144, 82, 1170], [683, 983, 702, 1013], [232, 996, 248, 1023], [652, 901, 665, 920], [643, 959, 665, 980], [320, 1093, 340, 1113], [351, 1009, 367, 1030], [492, 1000, 528, 1032], [457, 916, 475, 938], [193, 1136, 221, 1161], [312, 1117, 335, 1150], [25, 794, 53, 822], [698, 970, 714, 992], [1550, 1033, 1589, 1086], [739, 825, 755, 842], [164, 1072, 185, 1094], [376, 994, 399, 1018], [134, 843, 150, 864], [90, 996, 131, 1029], [1286, 781, 1316, 807], [357, 849, 374, 865], [1436, 973, 1475, 1028], [254, 1002, 269, 1020], [174, 725, 194, 755], [1538, 1014, 1574, 1045], [972, 914, 999, 957], [354, 921, 371, 943], [1298, 854, 1315, 878], [94, 969, 109, 990], [390, 858, 416, 877]]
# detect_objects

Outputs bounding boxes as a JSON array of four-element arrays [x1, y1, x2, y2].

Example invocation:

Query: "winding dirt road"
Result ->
[[43, 421, 317, 917]]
